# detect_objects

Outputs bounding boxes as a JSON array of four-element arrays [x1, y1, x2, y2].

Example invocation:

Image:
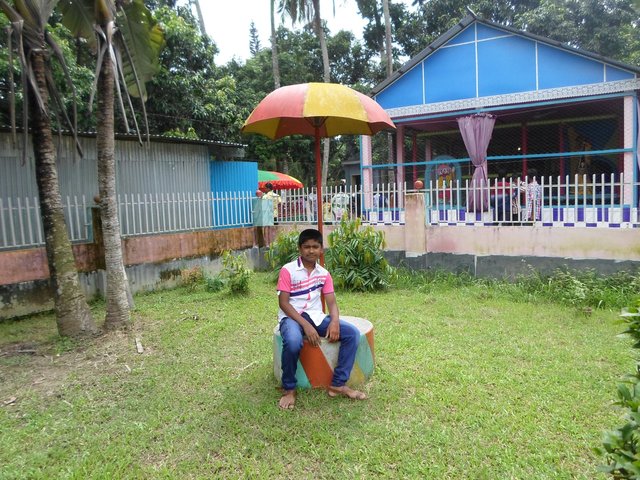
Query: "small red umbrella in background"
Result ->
[[258, 170, 303, 191], [242, 82, 395, 236]]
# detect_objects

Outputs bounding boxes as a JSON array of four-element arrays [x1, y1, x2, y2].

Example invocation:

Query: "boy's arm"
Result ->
[[324, 292, 340, 342], [278, 291, 321, 347]]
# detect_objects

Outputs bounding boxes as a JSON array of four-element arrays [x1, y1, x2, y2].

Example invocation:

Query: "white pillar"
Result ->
[[361, 135, 373, 210], [624, 95, 634, 205], [396, 125, 405, 208]]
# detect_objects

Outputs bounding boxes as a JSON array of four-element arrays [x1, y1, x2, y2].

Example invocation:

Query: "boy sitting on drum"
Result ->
[[277, 228, 367, 409]]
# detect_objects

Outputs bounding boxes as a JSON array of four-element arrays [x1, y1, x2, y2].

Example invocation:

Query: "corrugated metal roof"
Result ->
[[0, 125, 246, 148]]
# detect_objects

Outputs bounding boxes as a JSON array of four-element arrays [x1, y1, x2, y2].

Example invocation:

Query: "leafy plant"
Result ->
[[204, 274, 225, 293], [598, 297, 640, 478], [326, 218, 395, 291], [265, 230, 300, 279], [220, 251, 252, 294], [512, 266, 640, 310]]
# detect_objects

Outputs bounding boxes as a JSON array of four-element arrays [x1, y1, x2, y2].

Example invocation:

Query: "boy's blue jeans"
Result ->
[[279, 313, 360, 391]]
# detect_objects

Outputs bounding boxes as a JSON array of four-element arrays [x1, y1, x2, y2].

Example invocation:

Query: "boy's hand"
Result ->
[[326, 320, 340, 342], [304, 325, 321, 347]]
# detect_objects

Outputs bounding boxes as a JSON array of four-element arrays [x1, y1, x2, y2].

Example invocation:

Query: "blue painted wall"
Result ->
[[478, 35, 536, 96], [209, 161, 257, 228], [210, 161, 257, 193], [377, 64, 423, 109], [425, 43, 476, 103], [375, 21, 637, 110], [538, 44, 603, 88]]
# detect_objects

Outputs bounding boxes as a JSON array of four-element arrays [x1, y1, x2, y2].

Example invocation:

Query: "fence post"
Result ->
[[404, 192, 426, 255]]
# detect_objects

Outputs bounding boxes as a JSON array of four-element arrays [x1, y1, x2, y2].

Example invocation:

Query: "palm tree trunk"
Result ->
[[270, 0, 281, 89], [29, 51, 96, 337], [97, 47, 131, 330], [191, 0, 207, 37], [311, 0, 332, 187], [382, 0, 392, 77]]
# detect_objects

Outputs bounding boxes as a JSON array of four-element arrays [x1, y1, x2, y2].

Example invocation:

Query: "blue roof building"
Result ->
[[355, 13, 640, 219]]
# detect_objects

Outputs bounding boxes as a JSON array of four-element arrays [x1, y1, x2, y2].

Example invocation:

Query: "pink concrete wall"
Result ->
[[381, 192, 640, 261], [0, 227, 280, 286], [2, 208, 638, 289], [424, 226, 640, 260]]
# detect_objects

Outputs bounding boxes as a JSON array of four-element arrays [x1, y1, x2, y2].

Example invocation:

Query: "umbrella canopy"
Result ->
[[258, 170, 303, 190], [242, 82, 395, 236], [242, 83, 395, 139]]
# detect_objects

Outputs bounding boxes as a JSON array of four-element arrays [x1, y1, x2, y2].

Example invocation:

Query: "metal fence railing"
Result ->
[[0, 191, 256, 250], [117, 191, 254, 236], [0, 195, 90, 250], [425, 173, 639, 227], [1, 177, 637, 251], [275, 184, 404, 226]]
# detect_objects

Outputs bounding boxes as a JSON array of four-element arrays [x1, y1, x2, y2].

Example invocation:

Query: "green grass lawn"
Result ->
[[0, 273, 633, 479]]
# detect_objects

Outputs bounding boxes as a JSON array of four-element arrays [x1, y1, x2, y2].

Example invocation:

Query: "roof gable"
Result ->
[[372, 15, 640, 112]]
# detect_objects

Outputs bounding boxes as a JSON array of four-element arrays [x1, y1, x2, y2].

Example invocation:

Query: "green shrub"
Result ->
[[598, 297, 640, 479], [221, 251, 252, 294], [326, 218, 395, 291], [514, 267, 640, 310], [265, 230, 300, 280], [204, 274, 225, 293]]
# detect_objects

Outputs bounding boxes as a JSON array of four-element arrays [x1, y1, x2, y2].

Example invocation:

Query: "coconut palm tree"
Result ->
[[270, 0, 281, 89], [280, 0, 333, 185], [58, 0, 164, 330], [356, 0, 393, 77], [0, 0, 97, 337], [382, 0, 392, 77]]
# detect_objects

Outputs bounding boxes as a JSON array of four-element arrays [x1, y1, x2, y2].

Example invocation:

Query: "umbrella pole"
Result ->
[[315, 130, 323, 236], [315, 129, 327, 313]]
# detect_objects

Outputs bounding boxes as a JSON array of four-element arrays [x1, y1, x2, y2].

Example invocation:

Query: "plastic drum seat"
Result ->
[[273, 315, 375, 388]]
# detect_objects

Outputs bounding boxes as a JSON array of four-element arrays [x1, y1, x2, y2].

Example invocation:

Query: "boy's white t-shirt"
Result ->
[[276, 257, 334, 326]]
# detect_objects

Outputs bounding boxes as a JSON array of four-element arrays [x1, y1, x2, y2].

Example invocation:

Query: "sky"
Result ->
[[196, 1, 415, 64]]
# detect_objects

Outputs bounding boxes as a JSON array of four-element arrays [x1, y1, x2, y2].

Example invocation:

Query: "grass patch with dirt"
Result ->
[[0, 273, 632, 479]]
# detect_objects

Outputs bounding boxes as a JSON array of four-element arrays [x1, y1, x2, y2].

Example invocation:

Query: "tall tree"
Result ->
[[356, 0, 387, 59], [355, 0, 406, 82], [516, 0, 637, 59], [397, 0, 636, 62], [59, 0, 164, 330], [270, 0, 281, 89], [1, 0, 97, 337], [189, 0, 206, 36], [382, 0, 392, 77], [280, 0, 333, 185], [144, 6, 251, 142], [249, 20, 261, 55]]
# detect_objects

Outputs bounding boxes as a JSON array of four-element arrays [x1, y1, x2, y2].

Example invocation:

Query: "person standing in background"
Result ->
[[263, 183, 281, 223]]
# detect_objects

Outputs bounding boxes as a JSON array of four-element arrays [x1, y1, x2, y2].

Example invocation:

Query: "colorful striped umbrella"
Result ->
[[242, 82, 395, 235], [258, 170, 303, 190]]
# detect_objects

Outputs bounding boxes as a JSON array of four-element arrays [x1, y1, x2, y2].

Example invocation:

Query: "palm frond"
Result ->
[[114, 46, 143, 145], [88, 35, 106, 113], [6, 25, 17, 144], [116, 0, 163, 100], [46, 29, 82, 158], [58, 0, 97, 52]]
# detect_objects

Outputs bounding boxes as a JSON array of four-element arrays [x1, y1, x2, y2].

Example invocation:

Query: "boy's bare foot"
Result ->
[[279, 390, 296, 409], [327, 385, 367, 400]]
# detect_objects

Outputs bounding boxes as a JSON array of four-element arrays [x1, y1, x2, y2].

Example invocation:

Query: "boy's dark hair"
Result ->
[[298, 228, 323, 247]]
